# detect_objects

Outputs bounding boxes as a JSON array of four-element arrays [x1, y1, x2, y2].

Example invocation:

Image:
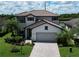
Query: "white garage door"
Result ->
[[36, 32, 57, 42]]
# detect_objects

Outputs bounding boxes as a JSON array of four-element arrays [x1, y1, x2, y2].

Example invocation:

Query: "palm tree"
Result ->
[[57, 27, 75, 46]]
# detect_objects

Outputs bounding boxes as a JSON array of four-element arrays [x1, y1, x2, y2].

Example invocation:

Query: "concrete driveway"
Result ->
[[30, 42, 60, 57]]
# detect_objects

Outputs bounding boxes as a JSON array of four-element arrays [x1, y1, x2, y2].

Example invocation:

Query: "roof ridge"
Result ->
[[18, 11, 28, 14], [16, 10, 58, 16], [30, 10, 58, 15], [15, 11, 29, 16]]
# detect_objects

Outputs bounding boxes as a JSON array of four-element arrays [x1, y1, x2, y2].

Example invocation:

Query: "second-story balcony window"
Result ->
[[27, 17, 34, 21]]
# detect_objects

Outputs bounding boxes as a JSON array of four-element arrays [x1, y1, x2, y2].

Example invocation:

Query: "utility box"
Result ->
[[69, 47, 72, 53]]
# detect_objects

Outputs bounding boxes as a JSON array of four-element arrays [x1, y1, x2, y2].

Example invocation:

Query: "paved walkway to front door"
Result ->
[[30, 42, 60, 57]]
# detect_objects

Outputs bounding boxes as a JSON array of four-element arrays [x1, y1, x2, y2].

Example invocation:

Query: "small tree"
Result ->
[[5, 17, 19, 35]]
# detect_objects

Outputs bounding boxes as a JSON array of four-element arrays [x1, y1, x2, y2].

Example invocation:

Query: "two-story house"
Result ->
[[16, 10, 63, 42]]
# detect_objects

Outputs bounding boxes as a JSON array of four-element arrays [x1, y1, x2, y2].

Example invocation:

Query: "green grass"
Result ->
[[59, 47, 79, 57], [0, 33, 33, 57]]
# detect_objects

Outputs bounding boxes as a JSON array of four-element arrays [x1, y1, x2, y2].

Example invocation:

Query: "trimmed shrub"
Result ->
[[4, 38, 12, 43], [74, 39, 79, 46], [14, 36, 23, 43], [17, 31, 25, 38], [11, 46, 20, 53], [57, 38, 68, 46], [4, 35, 23, 44], [25, 42, 34, 46]]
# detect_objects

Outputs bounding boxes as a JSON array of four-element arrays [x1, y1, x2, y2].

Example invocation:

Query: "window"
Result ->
[[17, 16, 25, 23], [52, 16, 58, 20], [45, 26, 48, 30], [27, 17, 34, 21]]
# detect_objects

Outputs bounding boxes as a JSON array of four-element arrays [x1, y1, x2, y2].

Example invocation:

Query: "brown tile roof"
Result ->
[[16, 12, 30, 16], [16, 10, 58, 16]]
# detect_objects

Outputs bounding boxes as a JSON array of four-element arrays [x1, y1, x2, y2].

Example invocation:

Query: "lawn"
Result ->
[[59, 47, 79, 57], [0, 33, 33, 57]]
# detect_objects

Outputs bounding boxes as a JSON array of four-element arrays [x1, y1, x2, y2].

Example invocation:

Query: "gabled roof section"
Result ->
[[42, 19, 63, 29], [24, 19, 63, 30], [16, 10, 58, 16]]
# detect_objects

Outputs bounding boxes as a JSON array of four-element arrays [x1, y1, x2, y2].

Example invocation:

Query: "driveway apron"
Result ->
[[30, 42, 60, 57]]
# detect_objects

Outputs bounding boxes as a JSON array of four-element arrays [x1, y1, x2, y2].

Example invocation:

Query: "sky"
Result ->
[[0, 1, 79, 14]]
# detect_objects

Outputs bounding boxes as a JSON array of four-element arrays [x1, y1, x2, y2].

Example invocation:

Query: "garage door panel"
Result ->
[[36, 32, 57, 42]]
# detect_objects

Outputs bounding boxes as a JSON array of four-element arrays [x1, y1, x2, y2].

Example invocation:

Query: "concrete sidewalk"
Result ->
[[30, 43, 60, 57]]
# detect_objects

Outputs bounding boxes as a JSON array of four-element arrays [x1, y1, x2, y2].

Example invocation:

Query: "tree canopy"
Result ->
[[59, 13, 79, 21], [5, 17, 19, 33]]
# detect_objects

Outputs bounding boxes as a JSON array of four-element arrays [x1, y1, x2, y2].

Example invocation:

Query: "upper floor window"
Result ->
[[52, 16, 58, 20], [45, 26, 48, 30], [17, 16, 25, 23], [27, 17, 34, 21]]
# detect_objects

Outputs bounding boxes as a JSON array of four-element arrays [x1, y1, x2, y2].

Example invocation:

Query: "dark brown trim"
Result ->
[[26, 13, 35, 17]]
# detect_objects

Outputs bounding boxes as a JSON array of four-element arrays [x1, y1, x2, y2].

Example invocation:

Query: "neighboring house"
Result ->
[[64, 18, 79, 28], [64, 18, 79, 39], [16, 10, 63, 42]]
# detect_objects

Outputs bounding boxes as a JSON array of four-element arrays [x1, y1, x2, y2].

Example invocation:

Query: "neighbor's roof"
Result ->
[[16, 10, 58, 16], [64, 18, 79, 27], [24, 19, 63, 30]]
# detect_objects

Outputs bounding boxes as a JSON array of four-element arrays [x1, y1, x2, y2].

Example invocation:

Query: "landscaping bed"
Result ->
[[0, 33, 33, 57]]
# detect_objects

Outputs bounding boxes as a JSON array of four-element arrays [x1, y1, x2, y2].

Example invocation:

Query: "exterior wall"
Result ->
[[31, 23, 61, 41], [36, 16, 52, 21], [16, 16, 35, 39]]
